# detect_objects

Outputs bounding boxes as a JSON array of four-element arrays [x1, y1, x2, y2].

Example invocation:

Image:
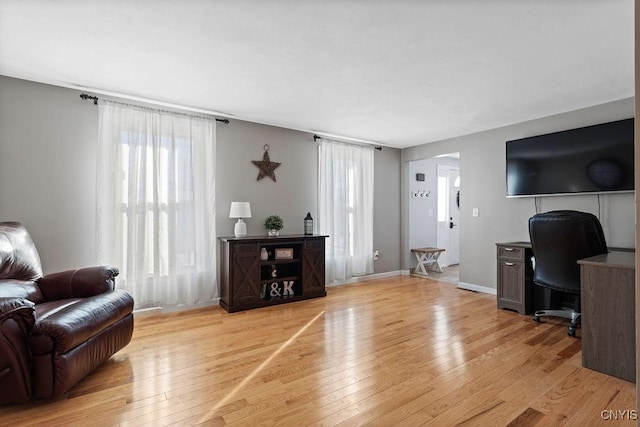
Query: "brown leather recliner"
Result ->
[[0, 222, 134, 404]]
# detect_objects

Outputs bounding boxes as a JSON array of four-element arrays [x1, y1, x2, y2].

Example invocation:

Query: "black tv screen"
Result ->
[[506, 118, 634, 197]]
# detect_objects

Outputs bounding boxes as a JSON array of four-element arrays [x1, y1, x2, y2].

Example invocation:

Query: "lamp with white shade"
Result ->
[[229, 202, 251, 238]]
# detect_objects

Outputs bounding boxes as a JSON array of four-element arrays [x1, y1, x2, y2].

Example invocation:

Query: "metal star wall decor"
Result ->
[[252, 144, 281, 182]]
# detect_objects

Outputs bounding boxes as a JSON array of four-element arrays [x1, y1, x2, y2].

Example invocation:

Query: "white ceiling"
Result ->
[[0, 1, 634, 148]]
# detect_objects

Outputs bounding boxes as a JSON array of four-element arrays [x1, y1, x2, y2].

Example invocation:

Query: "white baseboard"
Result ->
[[458, 281, 497, 295], [326, 270, 405, 287], [130, 278, 494, 316], [133, 298, 220, 318]]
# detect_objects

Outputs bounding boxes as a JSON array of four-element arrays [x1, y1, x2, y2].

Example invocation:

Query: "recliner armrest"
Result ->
[[38, 266, 120, 300], [0, 297, 36, 332], [0, 297, 36, 404], [32, 290, 133, 353]]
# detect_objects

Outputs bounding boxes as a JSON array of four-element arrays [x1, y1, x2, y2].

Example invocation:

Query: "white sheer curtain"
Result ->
[[97, 100, 216, 309], [318, 139, 374, 282]]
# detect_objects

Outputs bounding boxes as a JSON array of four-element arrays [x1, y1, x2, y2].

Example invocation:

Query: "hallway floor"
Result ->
[[412, 264, 459, 286]]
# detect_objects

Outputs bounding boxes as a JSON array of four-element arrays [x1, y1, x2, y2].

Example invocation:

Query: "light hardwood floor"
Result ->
[[0, 275, 636, 426]]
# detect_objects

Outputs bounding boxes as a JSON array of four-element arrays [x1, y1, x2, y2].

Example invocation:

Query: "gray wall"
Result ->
[[0, 75, 403, 277], [373, 145, 402, 273], [0, 76, 99, 272], [215, 121, 318, 237], [402, 97, 635, 290], [215, 119, 403, 274]]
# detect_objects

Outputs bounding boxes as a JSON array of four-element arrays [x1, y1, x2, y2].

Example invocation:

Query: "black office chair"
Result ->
[[528, 210, 608, 337]]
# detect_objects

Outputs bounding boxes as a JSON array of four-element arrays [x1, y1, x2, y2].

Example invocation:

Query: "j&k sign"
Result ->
[[261, 281, 295, 299]]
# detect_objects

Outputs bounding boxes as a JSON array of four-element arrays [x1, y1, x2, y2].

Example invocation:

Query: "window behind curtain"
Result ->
[[318, 139, 374, 282], [97, 101, 216, 309]]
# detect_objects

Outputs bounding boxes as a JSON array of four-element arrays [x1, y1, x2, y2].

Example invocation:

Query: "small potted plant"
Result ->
[[264, 215, 284, 237]]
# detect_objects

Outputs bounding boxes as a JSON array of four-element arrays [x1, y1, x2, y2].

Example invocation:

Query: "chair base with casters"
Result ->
[[532, 309, 581, 337]]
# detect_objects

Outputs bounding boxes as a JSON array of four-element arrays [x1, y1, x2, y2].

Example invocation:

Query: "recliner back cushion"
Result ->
[[0, 279, 44, 303], [0, 222, 43, 282]]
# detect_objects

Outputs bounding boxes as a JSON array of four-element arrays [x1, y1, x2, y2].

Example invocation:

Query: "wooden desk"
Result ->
[[578, 251, 636, 383]]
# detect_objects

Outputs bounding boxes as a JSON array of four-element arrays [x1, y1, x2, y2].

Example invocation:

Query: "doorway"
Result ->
[[408, 153, 460, 283], [436, 164, 460, 267]]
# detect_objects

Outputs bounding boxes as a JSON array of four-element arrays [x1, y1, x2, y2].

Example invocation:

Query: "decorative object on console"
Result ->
[[282, 281, 295, 297], [304, 212, 314, 235], [270, 282, 281, 298], [275, 248, 294, 259], [229, 202, 252, 238], [252, 144, 281, 182], [260, 247, 268, 260], [264, 215, 283, 236]]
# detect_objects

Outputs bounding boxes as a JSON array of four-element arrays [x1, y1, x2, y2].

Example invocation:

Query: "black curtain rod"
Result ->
[[80, 93, 98, 105], [79, 93, 230, 124], [313, 134, 382, 151]]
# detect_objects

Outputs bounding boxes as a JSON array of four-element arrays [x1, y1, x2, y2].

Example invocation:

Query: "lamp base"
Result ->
[[234, 218, 247, 238]]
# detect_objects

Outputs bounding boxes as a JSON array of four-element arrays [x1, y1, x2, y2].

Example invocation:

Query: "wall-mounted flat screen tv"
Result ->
[[506, 118, 634, 197]]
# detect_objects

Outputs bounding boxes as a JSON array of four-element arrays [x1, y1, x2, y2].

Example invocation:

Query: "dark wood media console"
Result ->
[[218, 235, 327, 312]]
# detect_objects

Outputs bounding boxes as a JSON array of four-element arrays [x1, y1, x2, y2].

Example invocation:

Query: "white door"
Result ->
[[448, 168, 460, 265], [436, 165, 460, 267]]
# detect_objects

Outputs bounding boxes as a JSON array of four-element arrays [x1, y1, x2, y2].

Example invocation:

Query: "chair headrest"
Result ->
[[528, 210, 608, 255], [0, 222, 43, 281]]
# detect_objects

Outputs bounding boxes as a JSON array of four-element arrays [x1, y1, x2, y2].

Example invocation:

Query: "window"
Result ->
[[318, 139, 374, 282], [97, 101, 216, 308], [118, 134, 196, 275]]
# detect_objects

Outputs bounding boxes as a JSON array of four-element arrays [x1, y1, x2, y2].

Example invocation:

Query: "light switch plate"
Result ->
[[472, 208, 479, 217]]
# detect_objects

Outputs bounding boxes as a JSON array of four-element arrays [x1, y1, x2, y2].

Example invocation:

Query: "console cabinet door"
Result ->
[[302, 238, 325, 294], [231, 242, 261, 306]]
